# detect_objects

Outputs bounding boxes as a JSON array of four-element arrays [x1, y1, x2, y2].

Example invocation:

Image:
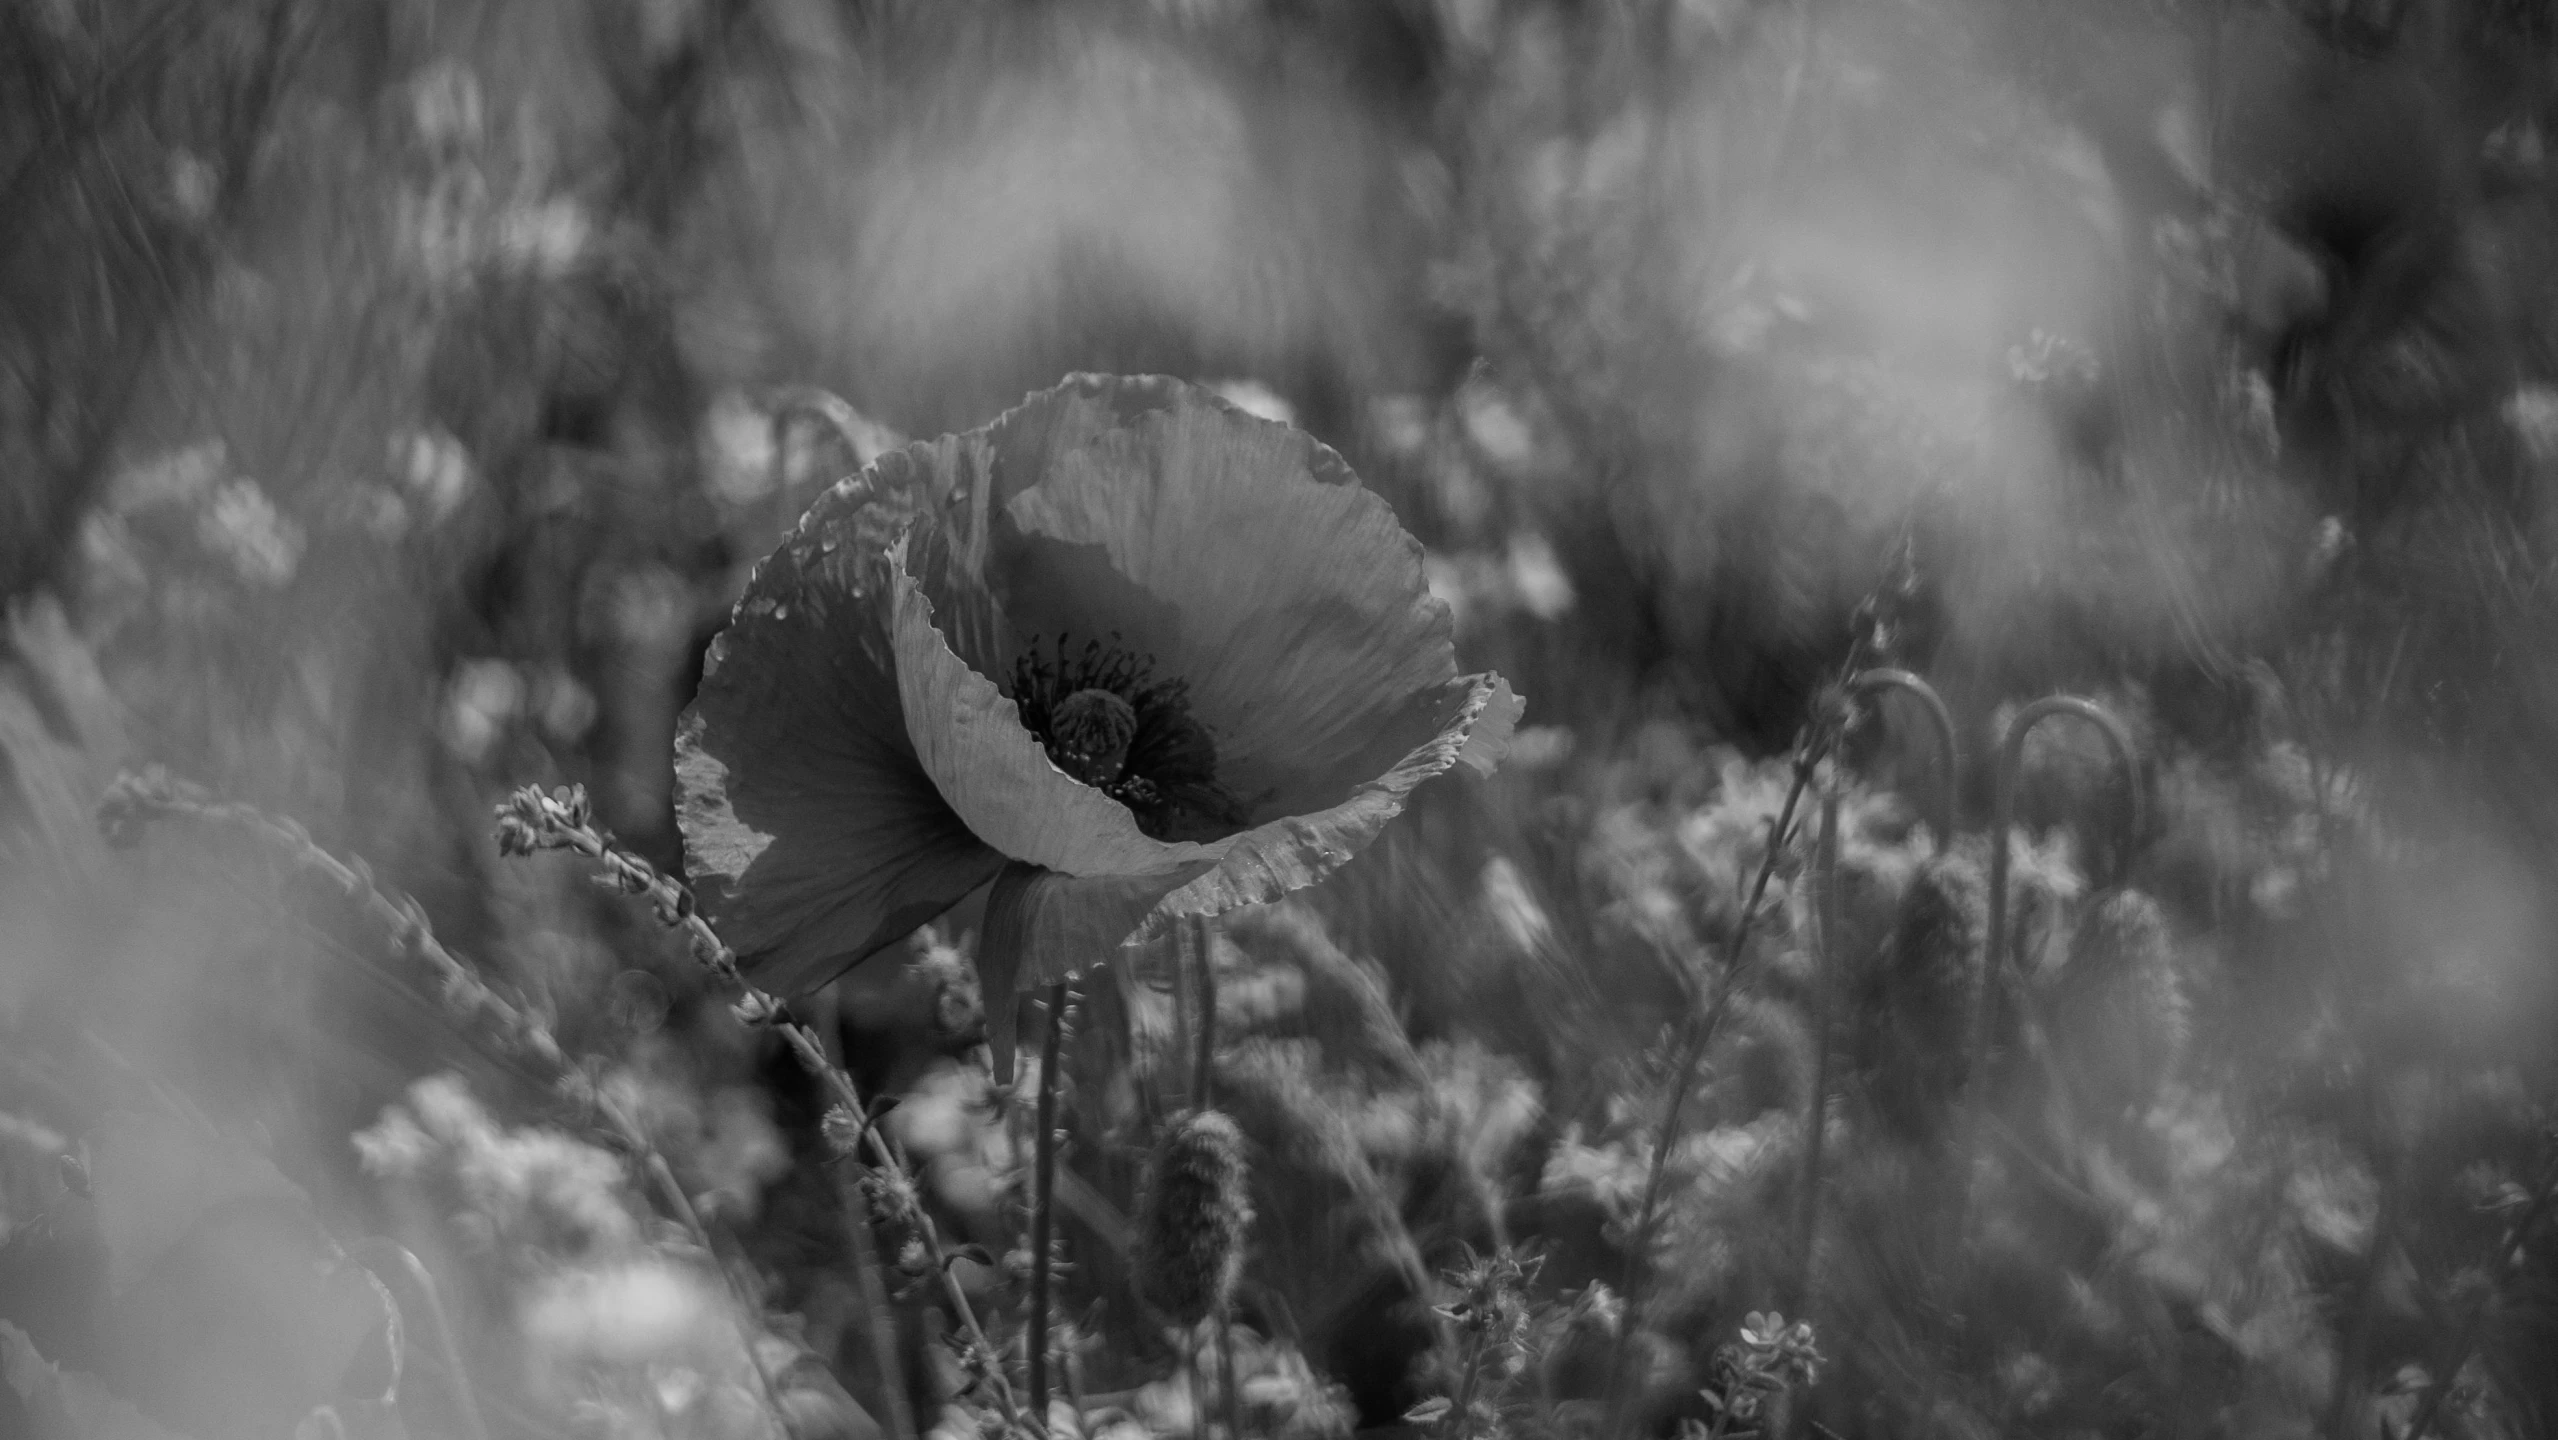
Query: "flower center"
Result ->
[[1009, 636, 1247, 842], [1046, 687, 1137, 786]]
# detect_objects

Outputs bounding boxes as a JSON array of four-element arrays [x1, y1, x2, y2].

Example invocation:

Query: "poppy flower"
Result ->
[[675, 374, 1521, 1071]]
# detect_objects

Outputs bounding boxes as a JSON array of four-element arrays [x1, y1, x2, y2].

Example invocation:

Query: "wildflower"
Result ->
[[677, 375, 1521, 1070], [820, 1105, 868, 1157], [1133, 1109, 1252, 1326]]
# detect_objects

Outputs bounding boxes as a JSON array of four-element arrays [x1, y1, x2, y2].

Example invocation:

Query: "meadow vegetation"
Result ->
[[3, 2, 2556, 1438]]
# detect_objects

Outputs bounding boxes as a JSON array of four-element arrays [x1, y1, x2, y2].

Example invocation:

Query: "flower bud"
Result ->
[[1133, 1109, 1253, 1326], [1860, 853, 1987, 1139]]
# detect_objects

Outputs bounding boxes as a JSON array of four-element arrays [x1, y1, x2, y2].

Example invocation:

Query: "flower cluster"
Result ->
[[1692, 1312, 1824, 1438]]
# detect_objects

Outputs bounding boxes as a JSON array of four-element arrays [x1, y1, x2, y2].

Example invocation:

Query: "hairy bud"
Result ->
[[1133, 1109, 1253, 1326]]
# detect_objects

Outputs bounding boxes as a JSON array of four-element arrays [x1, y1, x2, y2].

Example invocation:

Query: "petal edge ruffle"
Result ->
[[987, 379, 1465, 821], [967, 670, 1523, 1076], [676, 468, 1008, 996], [888, 535, 1225, 878]]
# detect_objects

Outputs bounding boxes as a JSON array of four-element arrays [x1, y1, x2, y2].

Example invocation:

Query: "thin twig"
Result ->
[[493, 783, 1023, 1427], [1217, 1315, 1244, 1440], [1193, 915, 1218, 1110], [815, 990, 921, 1440], [635, 1145, 792, 1428], [1028, 982, 1072, 1428], [1191, 915, 1243, 1440], [1601, 738, 1825, 1438], [345, 1240, 494, 1440]]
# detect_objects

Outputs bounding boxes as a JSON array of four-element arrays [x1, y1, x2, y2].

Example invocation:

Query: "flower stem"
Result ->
[[814, 991, 921, 1440], [637, 1144, 793, 1428], [1600, 741, 1822, 1440], [1192, 915, 1218, 1109], [1217, 1311, 1244, 1440], [1187, 916, 1243, 1440], [1786, 783, 1843, 1319], [1028, 981, 1072, 1428], [493, 783, 1024, 1428], [1449, 1324, 1487, 1440], [347, 1240, 493, 1440]]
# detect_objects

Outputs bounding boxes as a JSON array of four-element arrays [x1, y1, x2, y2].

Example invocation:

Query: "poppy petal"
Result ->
[[980, 375, 1467, 819], [975, 859, 1215, 1080], [969, 670, 1521, 1076], [888, 535, 1226, 877], [1455, 675, 1521, 777], [1143, 670, 1522, 929], [677, 475, 1007, 997]]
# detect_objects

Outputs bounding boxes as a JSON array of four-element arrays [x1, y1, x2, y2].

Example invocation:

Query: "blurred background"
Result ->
[[4, 0, 2557, 1437]]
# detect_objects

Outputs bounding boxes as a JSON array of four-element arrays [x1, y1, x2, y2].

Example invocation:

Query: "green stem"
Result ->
[[1218, 1307, 1245, 1440], [496, 784, 1024, 1427], [1028, 982, 1071, 1428], [816, 991, 920, 1440], [347, 1241, 492, 1440], [1786, 785, 1842, 1318], [1192, 915, 1218, 1109], [1600, 746, 1821, 1439], [1449, 1325, 1488, 1440]]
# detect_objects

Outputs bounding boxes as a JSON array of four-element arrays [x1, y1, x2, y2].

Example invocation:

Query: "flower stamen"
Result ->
[[1010, 636, 1246, 842], [1047, 688, 1137, 786]]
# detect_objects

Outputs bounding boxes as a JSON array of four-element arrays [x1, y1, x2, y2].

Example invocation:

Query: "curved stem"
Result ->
[[346, 1240, 492, 1440], [1785, 671, 1955, 1321], [1958, 697, 2142, 1260], [1843, 669, 1959, 850], [1027, 982, 1071, 1428]]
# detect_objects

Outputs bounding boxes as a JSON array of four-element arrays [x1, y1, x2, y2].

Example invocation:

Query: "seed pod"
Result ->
[[1134, 1109, 1253, 1326], [2050, 888, 2186, 1121], [1859, 853, 1986, 1140]]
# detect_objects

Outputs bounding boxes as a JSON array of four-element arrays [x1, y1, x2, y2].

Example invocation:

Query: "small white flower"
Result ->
[[197, 479, 304, 588]]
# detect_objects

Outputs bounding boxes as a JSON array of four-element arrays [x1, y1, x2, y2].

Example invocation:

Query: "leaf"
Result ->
[[1403, 1398, 1453, 1426], [974, 860, 1210, 1079]]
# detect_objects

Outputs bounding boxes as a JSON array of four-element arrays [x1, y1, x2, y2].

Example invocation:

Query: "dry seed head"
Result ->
[[2066, 888, 2173, 984], [1134, 1108, 1253, 1326], [1891, 853, 1988, 999], [1860, 853, 1988, 1138]]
